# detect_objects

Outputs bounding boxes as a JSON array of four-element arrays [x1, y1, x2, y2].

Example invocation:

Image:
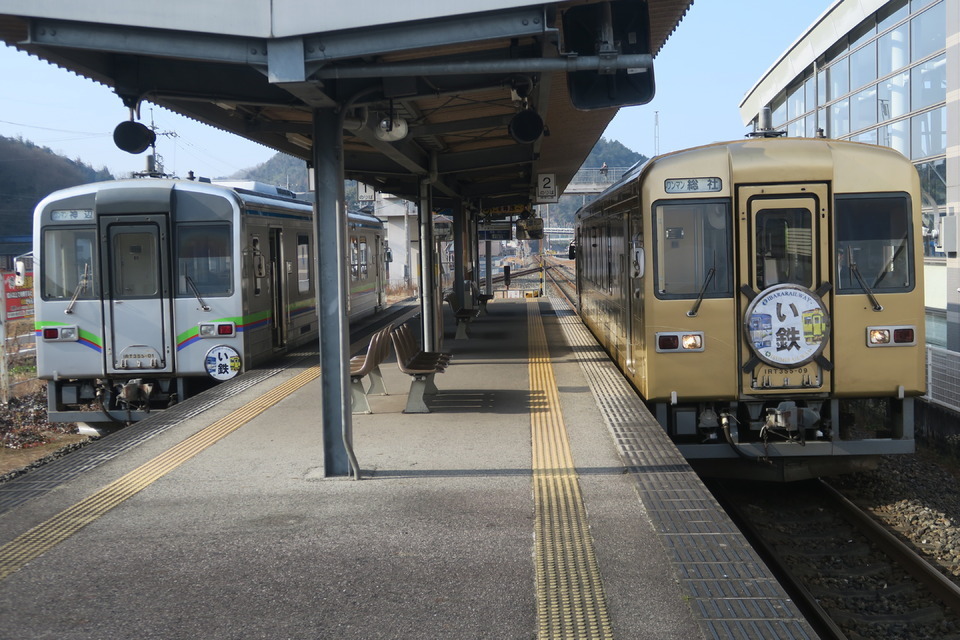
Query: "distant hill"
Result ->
[[0, 136, 113, 254], [231, 152, 309, 192]]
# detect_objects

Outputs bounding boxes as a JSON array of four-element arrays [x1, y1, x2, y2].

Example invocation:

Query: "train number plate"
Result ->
[[751, 365, 822, 390]]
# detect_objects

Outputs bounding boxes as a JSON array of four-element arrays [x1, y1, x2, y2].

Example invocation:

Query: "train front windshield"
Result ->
[[41, 228, 98, 300], [653, 200, 733, 298], [835, 194, 914, 293]]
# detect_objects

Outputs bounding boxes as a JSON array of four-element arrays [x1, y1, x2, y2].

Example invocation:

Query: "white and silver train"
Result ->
[[32, 178, 387, 424]]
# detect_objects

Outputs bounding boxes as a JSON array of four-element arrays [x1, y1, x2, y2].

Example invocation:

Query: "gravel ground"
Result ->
[[832, 448, 960, 582]]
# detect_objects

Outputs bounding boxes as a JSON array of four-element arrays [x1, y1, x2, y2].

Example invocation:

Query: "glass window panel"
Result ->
[[805, 75, 817, 113], [878, 25, 909, 76], [851, 87, 877, 131], [912, 0, 939, 10], [878, 0, 909, 31], [771, 97, 786, 127], [830, 99, 850, 138], [297, 234, 310, 293], [916, 158, 947, 210], [911, 106, 946, 159], [755, 208, 813, 289], [911, 2, 946, 60], [789, 119, 805, 137], [112, 227, 159, 298], [850, 41, 877, 91], [41, 227, 97, 300], [850, 19, 876, 49], [878, 72, 909, 121], [828, 58, 849, 99], [805, 114, 818, 138], [177, 224, 232, 297], [879, 119, 910, 156], [653, 200, 733, 299], [911, 54, 946, 110], [835, 195, 913, 293], [351, 237, 360, 280], [851, 129, 879, 144], [817, 70, 827, 107], [787, 84, 805, 120]]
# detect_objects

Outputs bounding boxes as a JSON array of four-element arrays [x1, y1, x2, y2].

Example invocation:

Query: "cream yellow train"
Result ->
[[573, 138, 925, 481]]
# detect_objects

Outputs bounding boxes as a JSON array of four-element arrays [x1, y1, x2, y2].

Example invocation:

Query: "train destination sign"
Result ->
[[744, 284, 830, 368], [664, 177, 722, 194]]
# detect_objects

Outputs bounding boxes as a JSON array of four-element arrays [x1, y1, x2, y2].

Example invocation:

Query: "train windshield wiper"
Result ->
[[848, 250, 882, 312], [64, 263, 89, 315], [687, 266, 716, 317], [871, 237, 907, 289], [185, 275, 211, 312]]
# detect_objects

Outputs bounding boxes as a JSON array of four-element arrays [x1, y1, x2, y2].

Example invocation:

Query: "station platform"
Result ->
[[0, 299, 817, 639]]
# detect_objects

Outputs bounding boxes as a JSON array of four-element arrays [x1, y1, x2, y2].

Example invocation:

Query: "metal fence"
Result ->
[[926, 345, 960, 413], [568, 167, 629, 185]]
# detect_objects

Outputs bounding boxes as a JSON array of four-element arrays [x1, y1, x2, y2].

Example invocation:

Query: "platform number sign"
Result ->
[[537, 173, 559, 203], [358, 182, 376, 201]]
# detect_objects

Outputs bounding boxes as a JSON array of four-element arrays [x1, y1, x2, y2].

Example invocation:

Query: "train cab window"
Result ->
[[41, 228, 97, 300], [653, 200, 733, 298], [176, 224, 232, 297], [835, 194, 913, 293], [755, 208, 813, 289]]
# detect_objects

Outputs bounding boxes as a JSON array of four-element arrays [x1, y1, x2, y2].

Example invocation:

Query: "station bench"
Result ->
[[390, 322, 451, 413], [444, 291, 481, 339], [350, 322, 393, 414]]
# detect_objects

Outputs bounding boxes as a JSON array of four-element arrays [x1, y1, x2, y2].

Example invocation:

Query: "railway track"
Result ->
[[542, 256, 577, 306], [542, 253, 960, 637], [713, 479, 960, 640]]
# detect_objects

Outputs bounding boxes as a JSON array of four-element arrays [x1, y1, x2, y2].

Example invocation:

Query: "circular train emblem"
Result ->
[[744, 284, 830, 368], [204, 345, 242, 381]]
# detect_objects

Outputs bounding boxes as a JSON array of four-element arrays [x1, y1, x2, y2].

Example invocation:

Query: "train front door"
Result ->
[[99, 214, 173, 374], [736, 183, 832, 396]]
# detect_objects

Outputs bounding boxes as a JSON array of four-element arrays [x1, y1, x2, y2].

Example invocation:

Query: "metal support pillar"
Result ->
[[312, 108, 357, 478], [419, 180, 440, 351], [485, 241, 493, 295], [453, 200, 465, 306]]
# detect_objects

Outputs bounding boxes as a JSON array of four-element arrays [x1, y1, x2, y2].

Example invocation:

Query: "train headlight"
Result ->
[[656, 331, 705, 352], [41, 325, 79, 342], [199, 322, 236, 338], [867, 325, 916, 347]]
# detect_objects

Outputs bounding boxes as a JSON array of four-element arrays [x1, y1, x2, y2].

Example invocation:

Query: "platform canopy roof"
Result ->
[[0, 0, 692, 214]]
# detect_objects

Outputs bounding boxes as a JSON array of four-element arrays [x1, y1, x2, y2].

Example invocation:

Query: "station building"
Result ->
[[740, 0, 956, 349]]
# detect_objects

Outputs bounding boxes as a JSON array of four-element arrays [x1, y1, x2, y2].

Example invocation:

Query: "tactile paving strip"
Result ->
[[546, 298, 818, 640], [0, 365, 320, 581], [0, 356, 308, 515], [527, 300, 613, 640]]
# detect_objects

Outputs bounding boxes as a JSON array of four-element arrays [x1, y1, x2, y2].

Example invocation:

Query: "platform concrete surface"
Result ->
[[0, 300, 703, 639]]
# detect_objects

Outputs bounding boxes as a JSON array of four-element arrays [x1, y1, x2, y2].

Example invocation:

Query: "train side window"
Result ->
[[835, 194, 913, 293], [41, 228, 97, 300], [350, 237, 360, 281], [754, 208, 812, 289], [176, 224, 232, 297], [359, 237, 369, 279], [653, 200, 733, 299], [297, 234, 310, 293]]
